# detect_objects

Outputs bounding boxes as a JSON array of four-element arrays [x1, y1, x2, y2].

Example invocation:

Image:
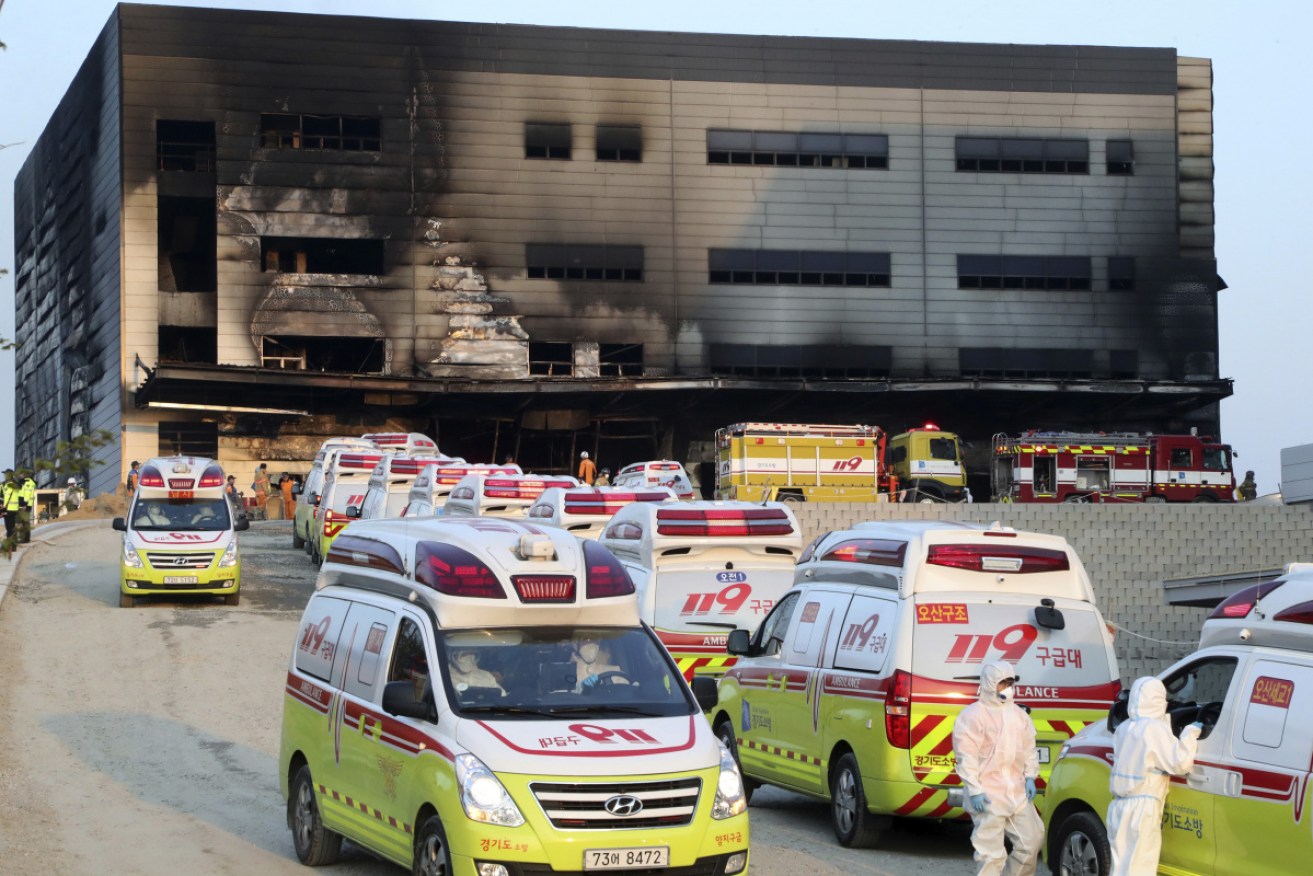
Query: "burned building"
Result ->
[[13, 4, 1229, 494]]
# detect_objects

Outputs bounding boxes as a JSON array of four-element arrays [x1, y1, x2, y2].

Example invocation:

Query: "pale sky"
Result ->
[[1, 0, 1308, 495]]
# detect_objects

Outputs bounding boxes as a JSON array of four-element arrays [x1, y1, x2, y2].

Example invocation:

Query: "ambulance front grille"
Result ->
[[529, 778, 702, 830], [145, 552, 214, 570]]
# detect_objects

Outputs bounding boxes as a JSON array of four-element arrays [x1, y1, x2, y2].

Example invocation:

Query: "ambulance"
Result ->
[[528, 487, 679, 540], [113, 455, 249, 607], [312, 450, 385, 564], [1042, 566, 1313, 875], [401, 463, 523, 518], [700, 520, 1120, 847], [294, 437, 379, 550], [356, 455, 464, 522], [442, 473, 579, 519], [278, 517, 750, 875], [597, 501, 803, 680], [361, 431, 443, 456], [611, 461, 696, 500]]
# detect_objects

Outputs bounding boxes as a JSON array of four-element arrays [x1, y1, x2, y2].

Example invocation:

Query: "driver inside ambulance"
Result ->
[[571, 636, 626, 691], [447, 648, 505, 695], [134, 501, 172, 528]]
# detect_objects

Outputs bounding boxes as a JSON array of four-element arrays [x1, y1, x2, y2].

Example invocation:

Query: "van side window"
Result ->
[[755, 593, 799, 657], [929, 438, 958, 461], [1160, 656, 1238, 735], [1170, 447, 1192, 467], [389, 617, 432, 709]]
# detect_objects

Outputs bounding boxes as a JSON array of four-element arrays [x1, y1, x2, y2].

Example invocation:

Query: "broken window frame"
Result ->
[[529, 342, 575, 376], [706, 129, 888, 169], [955, 136, 1089, 174], [156, 120, 216, 172], [599, 343, 644, 377], [1108, 256, 1136, 291], [260, 236, 386, 275], [707, 249, 891, 287], [260, 335, 386, 374], [259, 113, 382, 152]]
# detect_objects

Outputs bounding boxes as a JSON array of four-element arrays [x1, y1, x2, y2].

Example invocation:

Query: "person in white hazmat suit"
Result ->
[[952, 660, 1043, 876], [1107, 677, 1202, 876]]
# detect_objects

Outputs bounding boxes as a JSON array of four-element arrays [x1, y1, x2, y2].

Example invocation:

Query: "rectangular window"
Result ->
[[710, 249, 890, 287], [158, 196, 217, 292], [525, 244, 643, 281], [1109, 349, 1138, 379], [957, 255, 1091, 290], [525, 123, 572, 160], [529, 342, 574, 376], [261, 336, 384, 373], [599, 343, 644, 377], [956, 137, 1089, 174], [1107, 139, 1134, 175], [708, 343, 891, 379], [706, 129, 887, 169], [259, 113, 381, 151], [158, 326, 217, 364], [156, 120, 215, 172], [261, 237, 385, 274], [959, 348, 1094, 379], [596, 126, 642, 162], [158, 421, 219, 458], [1108, 257, 1136, 291]]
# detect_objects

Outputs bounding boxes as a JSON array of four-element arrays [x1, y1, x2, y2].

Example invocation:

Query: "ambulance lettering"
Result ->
[[1035, 645, 1083, 669], [570, 723, 660, 744], [299, 615, 333, 656], [1251, 676, 1294, 707], [945, 623, 1038, 663], [1015, 686, 1059, 699], [680, 582, 753, 616], [839, 613, 888, 656], [1163, 803, 1205, 839], [170, 532, 205, 541]]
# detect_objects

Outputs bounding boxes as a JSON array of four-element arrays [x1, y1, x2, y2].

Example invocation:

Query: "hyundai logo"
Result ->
[[603, 795, 643, 817]]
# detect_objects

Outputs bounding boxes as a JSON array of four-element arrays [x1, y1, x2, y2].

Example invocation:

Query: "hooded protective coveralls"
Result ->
[[1107, 677, 1202, 876], [952, 661, 1043, 876]]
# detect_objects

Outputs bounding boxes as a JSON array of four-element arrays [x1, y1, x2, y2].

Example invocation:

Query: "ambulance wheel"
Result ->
[[714, 719, 756, 803], [290, 764, 342, 866], [119, 593, 136, 608], [830, 752, 883, 848], [1051, 810, 1109, 876], [413, 814, 452, 876], [225, 591, 240, 606], [292, 529, 305, 549]]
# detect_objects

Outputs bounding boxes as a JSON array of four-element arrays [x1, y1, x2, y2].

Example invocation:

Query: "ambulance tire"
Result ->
[[119, 593, 137, 608], [413, 814, 453, 876], [290, 764, 342, 866], [830, 752, 883, 848], [714, 719, 756, 804], [293, 528, 305, 549], [1050, 810, 1109, 876], [225, 591, 240, 606]]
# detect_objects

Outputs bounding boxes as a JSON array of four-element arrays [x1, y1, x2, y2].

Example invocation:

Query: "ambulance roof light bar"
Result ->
[[415, 541, 506, 599], [655, 506, 794, 537]]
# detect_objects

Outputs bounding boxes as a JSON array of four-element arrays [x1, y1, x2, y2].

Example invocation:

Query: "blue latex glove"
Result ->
[[581, 674, 601, 690], [1190, 722, 1205, 731], [968, 793, 990, 814], [1025, 778, 1037, 801]]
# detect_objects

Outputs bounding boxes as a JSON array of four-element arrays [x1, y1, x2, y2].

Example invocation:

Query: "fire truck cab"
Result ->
[[886, 424, 967, 503], [401, 463, 523, 518], [715, 422, 891, 503], [527, 486, 678, 540], [991, 430, 1236, 503]]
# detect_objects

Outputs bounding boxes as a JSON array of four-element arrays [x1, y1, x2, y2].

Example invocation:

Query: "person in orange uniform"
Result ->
[[279, 472, 295, 519], [253, 463, 271, 519], [578, 451, 597, 485]]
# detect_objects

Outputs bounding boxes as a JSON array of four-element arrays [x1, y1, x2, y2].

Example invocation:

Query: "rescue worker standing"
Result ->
[[1238, 470, 1257, 501], [1107, 677, 1202, 876], [279, 472, 296, 520], [18, 471, 37, 543], [595, 468, 611, 487], [578, 451, 597, 486], [252, 463, 271, 519], [2, 470, 19, 540], [125, 460, 140, 495], [952, 660, 1042, 876]]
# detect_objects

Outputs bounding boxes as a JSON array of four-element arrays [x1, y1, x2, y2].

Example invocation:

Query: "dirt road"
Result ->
[[0, 522, 975, 875]]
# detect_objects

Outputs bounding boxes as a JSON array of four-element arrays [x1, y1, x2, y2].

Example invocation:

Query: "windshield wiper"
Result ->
[[459, 705, 557, 717], [547, 705, 666, 717]]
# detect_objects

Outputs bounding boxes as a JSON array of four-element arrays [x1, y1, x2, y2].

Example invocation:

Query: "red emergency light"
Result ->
[[1274, 600, 1313, 625], [389, 458, 433, 476], [138, 466, 166, 488], [1207, 580, 1285, 619], [512, 575, 576, 603], [563, 491, 670, 515], [197, 464, 225, 488], [821, 538, 907, 568], [655, 507, 794, 537], [926, 544, 1069, 574], [338, 453, 384, 470], [415, 542, 506, 599], [583, 540, 635, 598], [484, 478, 574, 499]]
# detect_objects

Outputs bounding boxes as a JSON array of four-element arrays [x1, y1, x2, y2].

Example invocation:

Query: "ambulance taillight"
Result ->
[[415, 542, 506, 599], [655, 507, 794, 537], [885, 669, 912, 749], [198, 464, 224, 488], [1208, 580, 1285, 619], [582, 541, 635, 598], [925, 544, 1069, 574], [1274, 600, 1313, 624], [138, 466, 166, 488], [821, 538, 907, 567]]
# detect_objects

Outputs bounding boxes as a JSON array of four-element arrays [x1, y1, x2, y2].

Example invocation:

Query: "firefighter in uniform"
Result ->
[[18, 472, 37, 543], [2, 470, 19, 540]]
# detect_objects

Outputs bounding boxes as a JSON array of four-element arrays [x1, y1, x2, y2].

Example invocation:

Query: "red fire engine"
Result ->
[[990, 431, 1236, 503]]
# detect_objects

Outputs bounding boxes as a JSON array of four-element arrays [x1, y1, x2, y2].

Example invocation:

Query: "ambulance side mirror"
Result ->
[[311, 492, 320, 506], [112, 517, 126, 532], [346, 506, 361, 519], [1034, 598, 1065, 630], [726, 629, 752, 656], [1106, 689, 1130, 732], [691, 676, 719, 712], [234, 517, 250, 532], [383, 680, 431, 721]]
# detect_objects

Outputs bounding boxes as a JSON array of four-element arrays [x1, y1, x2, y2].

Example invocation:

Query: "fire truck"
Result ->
[[715, 422, 893, 502], [990, 430, 1237, 503]]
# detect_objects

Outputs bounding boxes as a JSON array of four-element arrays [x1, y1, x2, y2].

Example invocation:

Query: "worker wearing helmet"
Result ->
[[952, 661, 1042, 876], [578, 451, 597, 486], [1106, 677, 1202, 876]]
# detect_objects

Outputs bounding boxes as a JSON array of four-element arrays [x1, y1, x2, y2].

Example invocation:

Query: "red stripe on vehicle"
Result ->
[[909, 714, 946, 749], [895, 786, 937, 816]]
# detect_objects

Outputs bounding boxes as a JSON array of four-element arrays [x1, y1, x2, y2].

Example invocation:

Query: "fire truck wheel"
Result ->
[[1191, 495, 1217, 503], [830, 752, 884, 848], [1063, 494, 1089, 504], [714, 719, 757, 804], [290, 764, 343, 866], [413, 814, 452, 876], [778, 492, 805, 504], [1145, 495, 1166, 504]]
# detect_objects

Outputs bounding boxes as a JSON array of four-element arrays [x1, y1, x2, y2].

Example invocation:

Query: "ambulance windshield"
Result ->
[[130, 497, 232, 531], [437, 626, 694, 718]]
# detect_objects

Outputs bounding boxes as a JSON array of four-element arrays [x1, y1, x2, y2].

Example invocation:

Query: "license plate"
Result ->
[[163, 576, 198, 585], [584, 847, 669, 870], [1037, 747, 1050, 764]]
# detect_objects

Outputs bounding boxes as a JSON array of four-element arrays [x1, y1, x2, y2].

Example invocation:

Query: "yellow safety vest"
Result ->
[[3, 484, 19, 511], [20, 478, 36, 505]]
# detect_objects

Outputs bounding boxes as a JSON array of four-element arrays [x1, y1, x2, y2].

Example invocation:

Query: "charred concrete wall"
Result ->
[[12, 15, 122, 495]]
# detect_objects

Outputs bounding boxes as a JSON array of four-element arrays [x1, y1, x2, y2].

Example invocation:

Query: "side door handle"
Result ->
[[1222, 771, 1243, 797], [1186, 768, 1211, 788]]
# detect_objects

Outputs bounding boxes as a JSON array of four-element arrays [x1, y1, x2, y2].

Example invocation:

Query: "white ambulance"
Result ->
[[612, 461, 696, 500], [279, 516, 749, 874], [113, 455, 249, 607], [356, 454, 464, 522], [361, 431, 443, 456], [702, 520, 1120, 847], [597, 501, 803, 680], [294, 437, 379, 550], [1043, 566, 1313, 875], [401, 463, 523, 518], [527, 486, 678, 540], [312, 450, 385, 564], [442, 473, 579, 519]]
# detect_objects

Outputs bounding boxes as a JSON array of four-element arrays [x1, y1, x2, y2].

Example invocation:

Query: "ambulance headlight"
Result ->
[[217, 541, 238, 568], [123, 541, 144, 569], [455, 754, 524, 827], [712, 743, 746, 819]]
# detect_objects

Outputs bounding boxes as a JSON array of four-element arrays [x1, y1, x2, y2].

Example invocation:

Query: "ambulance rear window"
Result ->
[[655, 507, 793, 537]]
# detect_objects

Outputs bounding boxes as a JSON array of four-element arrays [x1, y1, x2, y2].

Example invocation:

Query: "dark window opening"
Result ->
[[1110, 349, 1138, 379], [955, 137, 1089, 175], [1107, 139, 1135, 175], [957, 255, 1091, 291], [526, 244, 643, 282], [261, 335, 384, 373], [1108, 256, 1136, 291], [706, 129, 888, 169], [158, 196, 217, 293], [529, 342, 574, 376], [157, 120, 215, 172], [1170, 447, 1193, 468], [596, 125, 642, 162], [709, 249, 890, 287], [526, 123, 572, 160], [709, 343, 891, 379], [958, 347, 1095, 379], [261, 237, 385, 274], [600, 343, 644, 377], [158, 326, 217, 364], [259, 113, 381, 151], [159, 421, 219, 459]]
